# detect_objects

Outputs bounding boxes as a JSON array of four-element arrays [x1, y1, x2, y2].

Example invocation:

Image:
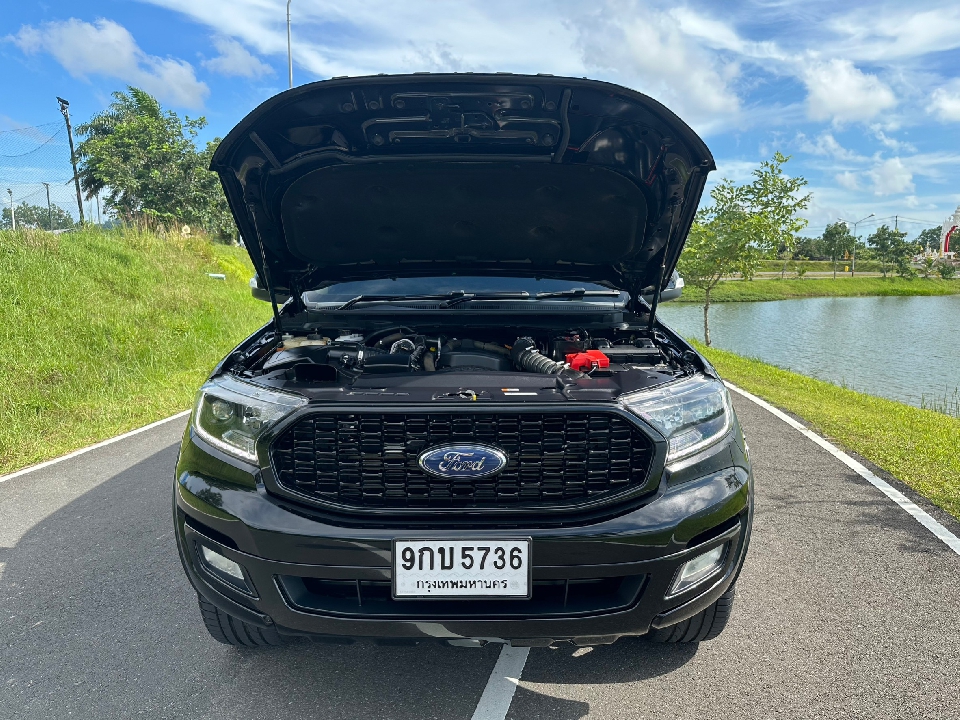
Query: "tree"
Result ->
[[75, 88, 164, 202], [867, 225, 909, 278], [916, 227, 942, 254], [743, 152, 811, 280], [894, 236, 920, 278], [1, 202, 76, 230], [76, 88, 205, 226], [920, 257, 936, 279], [74, 87, 235, 238], [821, 222, 856, 279], [193, 139, 238, 240], [678, 179, 766, 346], [677, 153, 809, 346], [937, 261, 956, 279], [794, 235, 827, 260]]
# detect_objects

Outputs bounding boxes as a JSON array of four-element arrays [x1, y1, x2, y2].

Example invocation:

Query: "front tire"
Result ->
[[648, 584, 736, 643], [197, 596, 282, 647]]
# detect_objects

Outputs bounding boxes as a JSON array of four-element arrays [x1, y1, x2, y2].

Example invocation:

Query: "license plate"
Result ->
[[392, 538, 532, 599]]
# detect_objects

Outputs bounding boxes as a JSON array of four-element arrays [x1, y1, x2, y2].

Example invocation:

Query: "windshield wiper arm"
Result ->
[[335, 290, 530, 310], [336, 293, 453, 310], [534, 288, 623, 300], [439, 291, 530, 308]]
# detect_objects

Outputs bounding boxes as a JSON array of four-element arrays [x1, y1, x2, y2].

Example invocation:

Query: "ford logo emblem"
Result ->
[[418, 444, 507, 479]]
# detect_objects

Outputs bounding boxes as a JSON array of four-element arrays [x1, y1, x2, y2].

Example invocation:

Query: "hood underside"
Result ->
[[211, 74, 715, 295]]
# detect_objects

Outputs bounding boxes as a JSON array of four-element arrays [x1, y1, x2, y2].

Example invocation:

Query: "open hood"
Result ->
[[211, 74, 715, 298]]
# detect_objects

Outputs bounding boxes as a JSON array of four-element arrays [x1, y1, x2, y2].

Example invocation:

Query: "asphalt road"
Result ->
[[2, 396, 960, 719]]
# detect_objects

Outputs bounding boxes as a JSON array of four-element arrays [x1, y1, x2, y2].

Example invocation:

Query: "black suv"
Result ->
[[174, 74, 753, 648]]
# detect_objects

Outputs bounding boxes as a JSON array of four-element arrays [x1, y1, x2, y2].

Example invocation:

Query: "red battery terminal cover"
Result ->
[[565, 350, 610, 372]]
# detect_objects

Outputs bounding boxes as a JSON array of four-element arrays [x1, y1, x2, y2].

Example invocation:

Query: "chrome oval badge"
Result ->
[[418, 444, 507, 479]]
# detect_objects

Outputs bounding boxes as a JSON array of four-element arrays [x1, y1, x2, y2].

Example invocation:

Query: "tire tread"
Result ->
[[649, 585, 736, 644], [197, 596, 282, 647]]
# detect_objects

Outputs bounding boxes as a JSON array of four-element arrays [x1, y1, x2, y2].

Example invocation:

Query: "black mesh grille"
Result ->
[[270, 412, 654, 510]]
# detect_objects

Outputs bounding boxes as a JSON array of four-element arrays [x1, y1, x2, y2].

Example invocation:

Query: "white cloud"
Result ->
[[140, 0, 743, 132], [801, 58, 896, 123], [796, 132, 864, 161], [574, 3, 741, 131], [202, 37, 272, 78], [928, 79, 960, 121], [899, 150, 960, 181], [138, 0, 585, 79], [826, 6, 960, 62], [836, 171, 860, 190], [10, 18, 208, 108], [870, 126, 916, 152], [868, 157, 914, 195], [668, 6, 786, 61]]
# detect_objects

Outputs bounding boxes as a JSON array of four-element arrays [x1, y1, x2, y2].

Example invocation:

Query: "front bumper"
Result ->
[[174, 430, 753, 645]]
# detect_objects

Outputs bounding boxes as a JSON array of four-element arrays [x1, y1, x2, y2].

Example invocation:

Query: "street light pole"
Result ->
[[287, 0, 293, 89], [57, 96, 85, 225], [840, 213, 874, 276], [6, 188, 14, 231], [43, 182, 53, 231]]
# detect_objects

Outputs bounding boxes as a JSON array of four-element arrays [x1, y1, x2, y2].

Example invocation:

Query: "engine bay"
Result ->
[[229, 323, 698, 402]]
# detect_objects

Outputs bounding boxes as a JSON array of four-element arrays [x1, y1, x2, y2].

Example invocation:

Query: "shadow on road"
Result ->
[[0, 443, 698, 720], [506, 641, 699, 719]]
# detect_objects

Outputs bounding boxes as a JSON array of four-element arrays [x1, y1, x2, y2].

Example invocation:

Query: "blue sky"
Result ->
[[3, 0, 960, 237]]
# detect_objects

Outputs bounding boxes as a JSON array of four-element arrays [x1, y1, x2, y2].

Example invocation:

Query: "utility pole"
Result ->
[[6, 189, 14, 231], [287, 0, 294, 88], [95, 193, 101, 225], [57, 96, 85, 225], [43, 182, 53, 231], [840, 214, 873, 276]]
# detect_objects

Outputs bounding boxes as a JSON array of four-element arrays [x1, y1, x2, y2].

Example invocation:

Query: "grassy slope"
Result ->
[[0, 227, 272, 474], [677, 276, 960, 303], [697, 342, 960, 520]]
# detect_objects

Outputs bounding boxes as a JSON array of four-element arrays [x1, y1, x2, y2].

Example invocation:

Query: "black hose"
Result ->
[[366, 326, 416, 348], [512, 337, 566, 374]]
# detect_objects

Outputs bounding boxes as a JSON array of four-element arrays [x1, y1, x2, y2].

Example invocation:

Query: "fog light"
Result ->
[[669, 544, 726, 595], [200, 545, 244, 581]]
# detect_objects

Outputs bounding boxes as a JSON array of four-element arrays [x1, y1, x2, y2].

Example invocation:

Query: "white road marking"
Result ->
[[471, 645, 530, 720], [0, 410, 191, 485], [726, 381, 960, 557]]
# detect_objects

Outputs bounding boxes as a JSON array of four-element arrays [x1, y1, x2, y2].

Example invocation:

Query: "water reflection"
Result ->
[[659, 295, 960, 409]]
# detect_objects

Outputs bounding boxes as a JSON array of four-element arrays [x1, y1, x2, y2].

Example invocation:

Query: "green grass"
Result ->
[[697, 342, 960, 521], [0, 227, 272, 474], [677, 276, 960, 303]]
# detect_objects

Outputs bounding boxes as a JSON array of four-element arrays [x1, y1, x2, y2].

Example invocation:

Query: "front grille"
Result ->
[[270, 411, 654, 510], [278, 574, 647, 618]]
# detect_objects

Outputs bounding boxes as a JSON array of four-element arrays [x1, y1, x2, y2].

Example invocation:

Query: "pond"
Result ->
[[658, 295, 960, 411]]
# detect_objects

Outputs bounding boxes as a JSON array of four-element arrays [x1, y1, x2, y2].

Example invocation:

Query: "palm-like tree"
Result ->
[[74, 87, 162, 200]]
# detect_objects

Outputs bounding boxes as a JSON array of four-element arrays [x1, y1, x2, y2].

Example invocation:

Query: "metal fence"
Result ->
[[0, 119, 101, 228]]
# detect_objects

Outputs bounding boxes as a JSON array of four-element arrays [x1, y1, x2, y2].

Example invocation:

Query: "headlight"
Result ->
[[621, 376, 731, 462], [192, 375, 306, 462]]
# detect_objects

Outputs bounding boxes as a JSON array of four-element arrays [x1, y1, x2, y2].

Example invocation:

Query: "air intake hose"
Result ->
[[512, 337, 566, 374]]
